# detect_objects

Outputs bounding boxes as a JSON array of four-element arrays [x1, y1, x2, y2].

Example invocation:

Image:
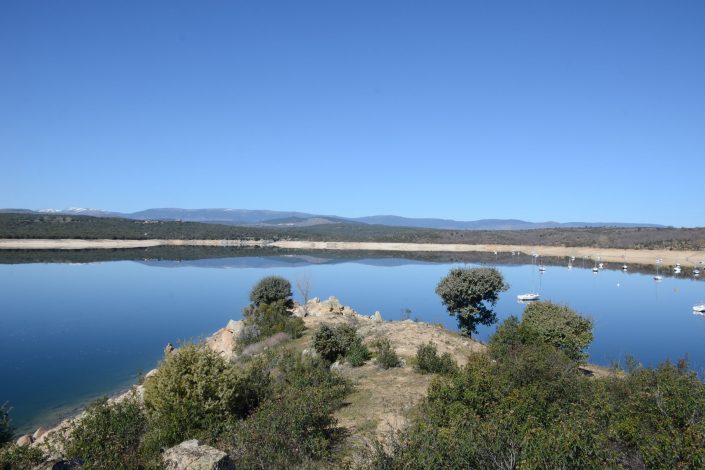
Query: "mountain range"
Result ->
[[0, 207, 664, 230]]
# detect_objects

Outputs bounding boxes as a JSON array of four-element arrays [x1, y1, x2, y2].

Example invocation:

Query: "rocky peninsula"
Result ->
[[15, 296, 494, 469]]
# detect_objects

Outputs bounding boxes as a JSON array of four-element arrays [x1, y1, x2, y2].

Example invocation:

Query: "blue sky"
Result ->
[[1, 1, 703, 226]]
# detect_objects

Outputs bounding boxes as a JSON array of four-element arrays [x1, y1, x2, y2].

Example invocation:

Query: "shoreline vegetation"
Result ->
[[1, 238, 704, 267]]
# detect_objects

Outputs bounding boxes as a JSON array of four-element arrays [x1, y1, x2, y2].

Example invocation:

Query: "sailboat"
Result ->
[[592, 259, 599, 273], [518, 262, 540, 302], [693, 304, 705, 313], [517, 293, 540, 301], [622, 255, 628, 271]]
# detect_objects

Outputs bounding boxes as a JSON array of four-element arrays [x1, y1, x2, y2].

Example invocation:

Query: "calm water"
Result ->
[[2, 253, 705, 432]]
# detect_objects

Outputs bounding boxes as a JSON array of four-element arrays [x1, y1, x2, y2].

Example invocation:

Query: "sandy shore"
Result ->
[[1, 238, 703, 267]]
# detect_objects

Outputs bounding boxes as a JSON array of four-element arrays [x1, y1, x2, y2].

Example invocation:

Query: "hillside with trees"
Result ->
[[1, 212, 705, 250]]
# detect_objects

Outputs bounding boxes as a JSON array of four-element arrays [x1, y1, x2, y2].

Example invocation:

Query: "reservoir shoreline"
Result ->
[[0, 238, 702, 267]]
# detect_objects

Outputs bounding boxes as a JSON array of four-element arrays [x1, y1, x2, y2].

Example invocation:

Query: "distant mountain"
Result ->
[[1, 207, 664, 230], [349, 215, 662, 230]]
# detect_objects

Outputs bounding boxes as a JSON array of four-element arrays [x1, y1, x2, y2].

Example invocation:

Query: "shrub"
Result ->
[[521, 301, 593, 362], [374, 338, 401, 369], [230, 351, 350, 468], [238, 324, 261, 344], [312, 323, 359, 363], [143, 343, 270, 447], [0, 444, 44, 470], [0, 403, 12, 445], [489, 303, 594, 363], [415, 343, 457, 374], [249, 276, 293, 307], [346, 340, 371, 367], [64, 395, 147, 469], [233, 387, 342, 468], [239, 300, 305, 348]]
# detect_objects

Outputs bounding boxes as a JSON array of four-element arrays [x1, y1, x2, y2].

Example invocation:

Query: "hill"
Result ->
[[4, 208, 664, 230], [0, 213, 703, 250]]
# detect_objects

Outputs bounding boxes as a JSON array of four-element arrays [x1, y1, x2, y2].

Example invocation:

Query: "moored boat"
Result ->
[[517, 293, 540, 301]]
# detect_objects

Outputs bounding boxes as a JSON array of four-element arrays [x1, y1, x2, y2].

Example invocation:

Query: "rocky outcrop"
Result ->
[[16, 433, 33, 446], [163, 439, 235, 470], [292, 296, 359, 318], [205, 319, 243, 361]]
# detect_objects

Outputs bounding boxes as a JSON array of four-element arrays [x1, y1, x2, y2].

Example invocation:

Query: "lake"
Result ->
[[1, 250, 704, 433]]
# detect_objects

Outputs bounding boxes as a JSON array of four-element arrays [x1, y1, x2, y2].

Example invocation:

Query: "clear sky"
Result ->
[[1, 1, 703, 226]]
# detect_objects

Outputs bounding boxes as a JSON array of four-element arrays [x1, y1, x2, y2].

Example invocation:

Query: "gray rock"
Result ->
[[302, 348, 319, 359], [372, 311, 383, 322], [330, 360, 347, 372], [163, 439, 235, 470]]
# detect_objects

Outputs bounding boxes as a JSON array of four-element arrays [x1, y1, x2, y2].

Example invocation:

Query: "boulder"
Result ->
[[302, 348, 319, 359], [163, 439, 235, 470], [206, 320, 243, 360], [32, 427, 48, 441], [372, 311, 383, 322], [16, 433, 33, 446], [225, 319, 243, 336]]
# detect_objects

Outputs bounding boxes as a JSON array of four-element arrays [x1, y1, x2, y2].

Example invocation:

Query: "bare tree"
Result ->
[[296, 272, 312, 315]]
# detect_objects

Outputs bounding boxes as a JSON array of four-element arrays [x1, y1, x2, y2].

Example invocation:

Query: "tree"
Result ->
[[249, 276, 293, 307], [435, 267, 508, 336]]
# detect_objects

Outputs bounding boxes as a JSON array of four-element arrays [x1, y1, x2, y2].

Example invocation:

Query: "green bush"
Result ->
[[240, 299, 305, 348], [249, 276, 293, 307], [312, 323, 360, 363], [0, 403, 12, 445], [233, 387, 341, 468], [143, 343, 270, 447], [346, 340, 371, 367], [374, 338, 401, 369], [521, 301, 593, 362], [415, 343, 457, 374], [489, 302, 593, 363], [64, 395, 147, 469], [0, 443, 44, 470], [230, 351, 351, 468]]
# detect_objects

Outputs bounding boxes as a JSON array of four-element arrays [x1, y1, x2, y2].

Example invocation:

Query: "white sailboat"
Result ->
[[517, 293, 540, 301], [518, 261, 540, 302], [693, 304, 705, 313]]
